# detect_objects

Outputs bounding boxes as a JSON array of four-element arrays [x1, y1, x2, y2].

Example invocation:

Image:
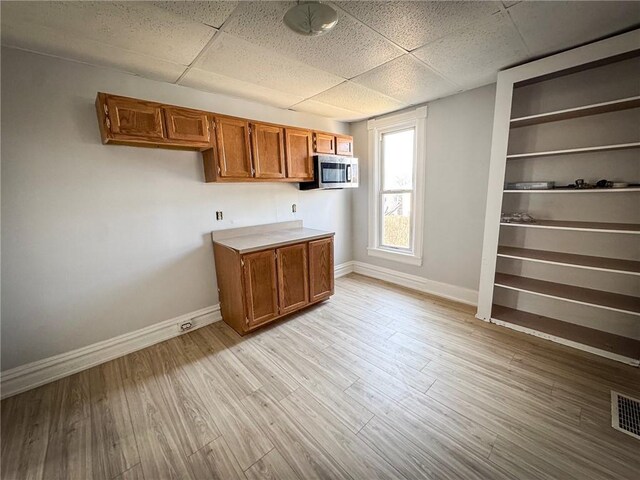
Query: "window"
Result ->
[[367, 107, 426, 265]]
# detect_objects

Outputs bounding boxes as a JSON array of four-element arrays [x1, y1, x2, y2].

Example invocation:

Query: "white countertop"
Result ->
[[212, 222, 333, 254]]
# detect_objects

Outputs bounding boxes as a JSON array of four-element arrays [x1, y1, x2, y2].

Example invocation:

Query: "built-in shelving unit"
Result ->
[[500, 220, 640, 234], [497, 246, 640, 275], [491, 306, 640, 360], [477, 31, 640, 365], [506, 142, 640, 160], [503, 187, 640, 193], [510, 96, 640, 127]]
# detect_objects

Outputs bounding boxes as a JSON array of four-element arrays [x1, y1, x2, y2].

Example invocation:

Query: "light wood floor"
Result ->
[[2, 274, 639, 480]]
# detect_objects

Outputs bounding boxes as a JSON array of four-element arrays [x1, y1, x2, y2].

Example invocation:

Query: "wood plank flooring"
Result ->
[[2, 273, 639, 479]]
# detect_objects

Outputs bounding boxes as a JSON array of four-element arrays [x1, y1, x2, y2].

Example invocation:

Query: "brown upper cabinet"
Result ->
[[251, 123, 286, 179], [215, 116, 253, 178], [313, 132, 336, 154], [101, 94, 165, 142], [285, 128, 314, 181], [163, 107, 211, 144], [336, 135, 354, 156], [96, 92, 353, 182]]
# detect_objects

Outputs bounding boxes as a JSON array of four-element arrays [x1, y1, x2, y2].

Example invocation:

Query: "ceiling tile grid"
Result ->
[[220, 1, 405, 79], [2, 1, 639, 121], [413, 11, 531, 89], [334, 0, 502, 51], [188, 32, 345, 99], [351, 54, 461, 105]]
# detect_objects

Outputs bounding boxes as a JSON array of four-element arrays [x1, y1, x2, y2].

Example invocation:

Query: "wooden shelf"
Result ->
[[510, 96, 640, 127], [492, 305, 640, 361], [494, 273, 640, 316], [500, 220, 640, 234], [503, 187, 640, 194], [497, 246, 640, 275], [506, 142, 640, 159]]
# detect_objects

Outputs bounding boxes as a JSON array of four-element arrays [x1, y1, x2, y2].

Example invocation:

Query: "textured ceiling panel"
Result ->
[[413, 12, 530, 89], [179, 68, 305, 109], [308, 81, 406, 115], [221, 1, 404, 78], [352, 54, 460, 105], [1, 19, 187, 82], [0, 1, 216, 65], [150, 1, 239, 29], [290, 99, 366, 122], [336, 1, 501, 51], [194, 32, 345, 98], [508, 1, 640, 56]]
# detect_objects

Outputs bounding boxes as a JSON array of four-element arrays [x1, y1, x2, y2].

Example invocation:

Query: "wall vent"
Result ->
[[611, 391, 640, 440]]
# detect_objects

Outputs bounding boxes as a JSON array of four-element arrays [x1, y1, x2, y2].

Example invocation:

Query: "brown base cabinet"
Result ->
[[213, 236, 334, 334]]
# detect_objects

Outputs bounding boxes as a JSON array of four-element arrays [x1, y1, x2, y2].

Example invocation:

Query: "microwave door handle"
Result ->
[[346, 164, 351, 182]]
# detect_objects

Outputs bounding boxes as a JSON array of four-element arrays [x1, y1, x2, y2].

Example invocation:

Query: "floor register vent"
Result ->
[[611, 391, 640, 440]]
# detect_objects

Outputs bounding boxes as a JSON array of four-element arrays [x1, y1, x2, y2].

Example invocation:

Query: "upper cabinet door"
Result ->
[[313, 132, 336, 154], [242, 250, 279, 328], [251, 123, 286, 179], [277, 243, 309, 315], [308, 237, 334, 302], [336, 136, 354, 156], [215, 117, 253, 178], [105, 96, 164, 140], [163, 107, 211, 145], [285, 128, 314, 181]]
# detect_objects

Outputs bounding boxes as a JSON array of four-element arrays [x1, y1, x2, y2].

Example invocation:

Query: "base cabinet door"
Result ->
[[277, 244, 309, 314], [309, 237, 334, 302], [242, 250, 279, 328]]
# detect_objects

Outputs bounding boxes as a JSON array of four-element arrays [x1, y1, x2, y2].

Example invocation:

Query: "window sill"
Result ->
[[367, 247, 423, 266]]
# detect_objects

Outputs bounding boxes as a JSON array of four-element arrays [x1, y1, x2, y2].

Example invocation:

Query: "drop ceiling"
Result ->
[[2, 1, 638, 121]]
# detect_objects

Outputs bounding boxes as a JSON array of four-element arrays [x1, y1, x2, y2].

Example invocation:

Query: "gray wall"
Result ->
[[1, 48, 352, 370], [351, 84, 497, 295]]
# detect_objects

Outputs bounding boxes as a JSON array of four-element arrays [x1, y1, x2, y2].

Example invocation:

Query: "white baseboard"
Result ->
[[350, 261, 478, 306], [1, 305, 221, 399], [334, 260, 355, 278]]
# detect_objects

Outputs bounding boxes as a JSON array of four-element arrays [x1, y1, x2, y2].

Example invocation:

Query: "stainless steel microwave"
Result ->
[[300, 155, 359, 190]]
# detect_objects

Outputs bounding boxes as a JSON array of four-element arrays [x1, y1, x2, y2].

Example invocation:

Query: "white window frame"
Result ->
[[367, 106, 427, 266]]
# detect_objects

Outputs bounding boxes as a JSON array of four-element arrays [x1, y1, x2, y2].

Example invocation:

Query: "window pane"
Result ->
[[382, 129, 414, 191], [382, 193, 411, 249]]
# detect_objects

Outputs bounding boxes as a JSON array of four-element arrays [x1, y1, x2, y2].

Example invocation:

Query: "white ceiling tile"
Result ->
[[308, 81, 406, 115], [179, 68, 305, 109], [508, 1, 640, 56], [290, 99, 366, 122], [1, 20, 187, 82], [1, 1, 216, 65], [221, 1, 404, 78], [352, 54, 460, 105], [413, 12, 530, 89], [194, 32, 345, 98], [150, 1, 238, 29], [336, 1, 502, 51]]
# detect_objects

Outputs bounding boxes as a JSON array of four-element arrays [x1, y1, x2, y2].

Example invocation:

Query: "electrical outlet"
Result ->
[[179, 321, 193, 332], [292, 204, 297, 213], [215, 211, 224, 221]]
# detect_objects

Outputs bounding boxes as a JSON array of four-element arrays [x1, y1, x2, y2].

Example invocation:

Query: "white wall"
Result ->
[[1, 47, 352, 371], [351, 84, 497, 298]]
